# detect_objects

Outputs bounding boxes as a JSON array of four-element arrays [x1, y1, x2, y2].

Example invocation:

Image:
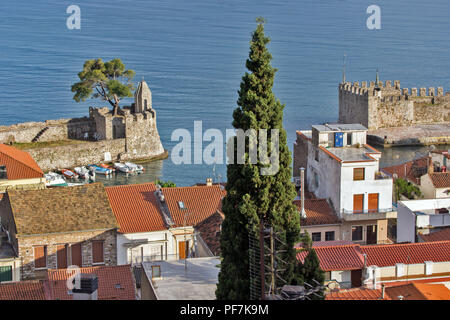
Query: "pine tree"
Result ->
[[216, 17, 302, 300]]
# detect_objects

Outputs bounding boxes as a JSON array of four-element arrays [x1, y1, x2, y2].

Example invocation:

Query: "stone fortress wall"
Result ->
[[0, 81, 166, 171], [339, 80, 450, 130]]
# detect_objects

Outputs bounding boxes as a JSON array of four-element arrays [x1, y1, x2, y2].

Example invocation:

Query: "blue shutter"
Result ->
[[334, 132, 344, 147]]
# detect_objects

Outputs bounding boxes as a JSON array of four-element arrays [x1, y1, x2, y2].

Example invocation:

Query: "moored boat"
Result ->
[[100, 163, 115, 172], [125, 162, 144, 173], [60, 169, 78, 180], [74, 166, 90, 180], [44, 172, 68, 187], [88, 164, 113, 175], [114, 162, 131, 173]]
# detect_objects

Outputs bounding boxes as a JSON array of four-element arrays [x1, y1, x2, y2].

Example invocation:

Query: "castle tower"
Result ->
[[134, 80, 152, 113]]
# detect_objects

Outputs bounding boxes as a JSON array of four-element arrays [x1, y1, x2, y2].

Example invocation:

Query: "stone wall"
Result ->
[[25, 139, 126, 171], [17, 229, 117, 280], [339, 81, 450, 130], [0, 117, 95, 143]]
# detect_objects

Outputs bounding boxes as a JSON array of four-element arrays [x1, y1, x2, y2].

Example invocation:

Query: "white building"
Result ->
[[397, 198, 450, 243], [293, 124, 396, 244]]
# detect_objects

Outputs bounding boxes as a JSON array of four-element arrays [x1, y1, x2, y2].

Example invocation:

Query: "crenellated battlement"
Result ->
[[339, 78, 450, 130]]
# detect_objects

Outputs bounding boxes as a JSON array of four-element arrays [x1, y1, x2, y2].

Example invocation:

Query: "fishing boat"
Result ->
[[88, 164, 113, 175], [125, 162, 144, 173], [44, 172, 68, 187], [74, 166, 90, 180], [114, 162, 131, 173], [60, 169, 78, 180], [100, 163, 115, 172]]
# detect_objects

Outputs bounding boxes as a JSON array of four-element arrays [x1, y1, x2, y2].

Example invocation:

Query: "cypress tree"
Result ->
[[216, 17, 302, 300], [297, 248, 325, 300]]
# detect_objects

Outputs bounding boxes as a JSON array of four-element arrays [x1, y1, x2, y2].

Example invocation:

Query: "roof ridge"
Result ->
[[162, 184, 221, 190], [105, 182, 156, 189], [363, 240, 450, 248]]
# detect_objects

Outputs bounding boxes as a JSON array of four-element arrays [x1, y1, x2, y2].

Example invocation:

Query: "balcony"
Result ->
[[342, 206, 397, 221], [374, 171, 392, 180]]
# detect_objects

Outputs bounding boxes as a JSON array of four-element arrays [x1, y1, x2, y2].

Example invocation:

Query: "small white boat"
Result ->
[[44, 172, 67, 187], [114, 162, 131, 173], [88, 164, 113, 175], [125, 162, 144, 173], [74, 166, 90, 180]]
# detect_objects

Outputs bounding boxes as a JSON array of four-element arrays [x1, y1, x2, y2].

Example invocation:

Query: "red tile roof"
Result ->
[[381, 156, 428, 185], [47, 265, 136, 300], [195, 211, 224, 256], [360, 241, 450, 267], [386, 283, 450, 300], [161, 185, 225, 227], [296, 244, 364, 271], [0, 281, 48, 300], [419, 228, 450, 242], [0, 144, 43, 180], [105, 183, 166, 233], [428, 172, 450, 188], [326, 287, 389, 300], [293, 199, 340, 226]]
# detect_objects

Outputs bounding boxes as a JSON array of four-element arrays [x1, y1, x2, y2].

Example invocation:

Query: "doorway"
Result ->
[[366, 225, 378, 244]]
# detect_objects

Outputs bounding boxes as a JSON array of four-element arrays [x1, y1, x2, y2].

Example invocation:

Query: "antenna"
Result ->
[[342, 54, 347, 83]]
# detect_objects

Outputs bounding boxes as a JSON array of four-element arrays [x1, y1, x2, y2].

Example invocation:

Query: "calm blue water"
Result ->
[[1, 0, 449, 186]]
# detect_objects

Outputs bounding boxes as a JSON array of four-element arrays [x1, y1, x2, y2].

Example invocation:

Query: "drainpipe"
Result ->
[[381, 284, 386, 299], [300, 167, 306, 218]]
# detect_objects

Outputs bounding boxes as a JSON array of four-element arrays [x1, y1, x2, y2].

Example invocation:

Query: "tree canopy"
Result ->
[[71, 58, 135, 115]]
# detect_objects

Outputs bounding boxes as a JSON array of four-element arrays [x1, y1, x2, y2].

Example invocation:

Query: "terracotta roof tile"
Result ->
[[161, 185, 225, 227], [428, 172, 450, 188], [360, 241, 450, 267], [381, 156, 428, 185], [326, 287, 389, 300], [0, 144, 43, 180], [195, 211, 224, 255], [419, 228, 450, 242], [6, 183, 118, 235], [386, 283, 450, 300], [105, 183, 166, 233], [296, 244, 364, 271], [0, 281, 47, 300], [293, 199, 340, 226], [47, 265, 136, 300]]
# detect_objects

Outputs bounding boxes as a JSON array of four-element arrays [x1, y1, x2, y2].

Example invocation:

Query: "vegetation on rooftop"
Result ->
[[394, 178, 422, 200]]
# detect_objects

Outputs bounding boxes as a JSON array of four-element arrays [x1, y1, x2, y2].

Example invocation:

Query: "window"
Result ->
[[56, 244, 68, 269], [315, 149, 319, 162], [325, 231, 335, 241], [324, 271, 331, 281], [314, 172, 319, 188], [71, 243, 82, 267], [347, 133, 352, 146], [0, 266, 12, 282], [92, 241, 104, 264], [352, 226, 363, 241], [311, 232, 321, 242], [0, 166, 6, 180], [353, 168, 365, 181], [34, 246, 47, 269]]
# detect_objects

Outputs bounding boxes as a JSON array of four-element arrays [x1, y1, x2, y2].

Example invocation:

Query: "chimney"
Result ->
[[428, 154, 434, 174], [206, 178, 213, 186], [72, 274, 98, 300], [300, 168, 306, 218]]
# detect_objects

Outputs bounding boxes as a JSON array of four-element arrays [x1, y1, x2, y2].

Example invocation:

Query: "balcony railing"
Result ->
[[129, 253, 194, 265], [374, 171, 392, 180], [342, 207, 397, 215]]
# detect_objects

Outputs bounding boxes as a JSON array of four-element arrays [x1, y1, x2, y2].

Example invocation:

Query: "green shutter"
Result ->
[[0, 266, 12, 282]]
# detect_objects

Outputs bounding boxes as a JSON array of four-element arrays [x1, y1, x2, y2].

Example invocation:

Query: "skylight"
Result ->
[[178, 201, 185, 209]]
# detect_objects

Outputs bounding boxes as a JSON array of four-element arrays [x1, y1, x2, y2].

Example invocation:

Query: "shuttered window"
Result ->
[[71, 243, 82, 267], [56, 244, 68, 269], [92, 241, 104, 264], [353, 168, 365, 181], [0, 266, 12, 282], [34, 246, 47, 269]]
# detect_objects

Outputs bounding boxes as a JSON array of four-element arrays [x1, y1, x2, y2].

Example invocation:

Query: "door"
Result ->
[[57, 244, 68, 269], [0, 266, 12, 282], [178, 241, 187, 260], [351, 269, 362, 287], [353, 194, 364, 213], [334, 132, 344, 147], [368, 193, 379, 213], [71, 243, 82, 267], [366, 225, 378, 244]]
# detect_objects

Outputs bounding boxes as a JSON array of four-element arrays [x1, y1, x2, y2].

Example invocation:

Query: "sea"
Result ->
[[0, 0, 449, 186]]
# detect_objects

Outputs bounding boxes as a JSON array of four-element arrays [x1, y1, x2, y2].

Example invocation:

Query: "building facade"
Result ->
[[294, 124, 395, 244]]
